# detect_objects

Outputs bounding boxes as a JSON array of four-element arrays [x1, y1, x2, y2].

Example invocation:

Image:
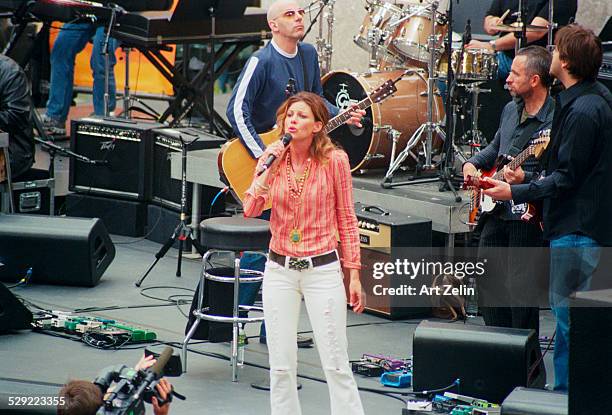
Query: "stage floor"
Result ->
[[0, 235, 557, 414]]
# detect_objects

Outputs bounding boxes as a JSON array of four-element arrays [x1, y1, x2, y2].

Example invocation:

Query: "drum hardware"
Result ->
[[382, 0, 445, 189], [303, 0, 335, 75], [459, 82, 490, 157], [546, 0, 555, 52]]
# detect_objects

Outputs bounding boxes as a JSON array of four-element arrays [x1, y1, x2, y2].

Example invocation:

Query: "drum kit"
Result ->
[[320, 0, 502, 187]]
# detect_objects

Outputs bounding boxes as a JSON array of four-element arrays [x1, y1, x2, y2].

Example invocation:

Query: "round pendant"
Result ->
[[289, 228, 302, 244]]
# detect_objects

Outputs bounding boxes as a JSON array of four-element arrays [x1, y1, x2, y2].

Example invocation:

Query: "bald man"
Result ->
[[227, 0, 363, 159]]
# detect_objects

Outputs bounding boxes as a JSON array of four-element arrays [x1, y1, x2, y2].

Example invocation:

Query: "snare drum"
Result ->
[[322, 70, 444, 172], [452, 49, 498, 81]]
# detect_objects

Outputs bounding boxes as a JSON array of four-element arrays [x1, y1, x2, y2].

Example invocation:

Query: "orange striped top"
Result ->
[[244, 148, 361, 269]]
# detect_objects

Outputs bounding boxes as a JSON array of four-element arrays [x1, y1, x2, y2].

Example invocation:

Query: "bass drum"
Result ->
[[322, 70, 445, 172]]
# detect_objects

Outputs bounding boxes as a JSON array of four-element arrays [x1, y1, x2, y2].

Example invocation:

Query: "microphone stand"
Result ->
[[136, 131, 206, 286], [102, 5, 121, 117], [437, 0, 461, 202]]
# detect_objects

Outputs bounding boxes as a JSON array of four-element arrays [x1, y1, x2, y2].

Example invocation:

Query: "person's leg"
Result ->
[[508, 221, 546, 335], [302, 261, 365, 415], [496, 52, 512, 82], [262, 261, 302, 415], [478, 216, 512, 327], [46, 23, 94, 123], [549, 234, 601, 391], [91, 26, 119, 116]]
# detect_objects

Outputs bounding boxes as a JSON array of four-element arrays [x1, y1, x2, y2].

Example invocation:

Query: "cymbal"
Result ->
[[492, 22, 549, 32]]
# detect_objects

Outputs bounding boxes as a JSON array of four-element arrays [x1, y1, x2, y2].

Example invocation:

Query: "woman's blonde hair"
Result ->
[[275, 92, 337, 163]]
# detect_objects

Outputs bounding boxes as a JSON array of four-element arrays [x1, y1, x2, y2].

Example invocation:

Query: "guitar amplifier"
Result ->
[[69, 117, 162, 200], [151, 127, 226, 213], [344, 203, 432, 319]]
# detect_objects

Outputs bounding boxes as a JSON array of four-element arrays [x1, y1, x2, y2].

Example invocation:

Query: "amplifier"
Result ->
[[598, 51, 612, 91], [344, 203, 432, 319], [69, 117, 162, 200], [151, 127, 226, 212]]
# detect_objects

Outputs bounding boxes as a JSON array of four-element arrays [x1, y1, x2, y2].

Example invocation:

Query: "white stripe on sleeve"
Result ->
[[233, 57, 264, 158]]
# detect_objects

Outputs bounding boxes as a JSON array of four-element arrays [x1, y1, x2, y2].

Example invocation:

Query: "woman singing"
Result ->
[[243, 92, 365, 415]]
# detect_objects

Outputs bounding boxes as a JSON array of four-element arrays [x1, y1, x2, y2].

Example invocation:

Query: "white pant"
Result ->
[[262, 257, 365, 415]]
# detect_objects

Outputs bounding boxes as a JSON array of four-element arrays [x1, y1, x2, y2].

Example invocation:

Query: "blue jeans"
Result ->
[[549, 234, 601, 391], [239, 210, 271, 337], [496, 52, 512, 82], [46, 24, 119, 122]]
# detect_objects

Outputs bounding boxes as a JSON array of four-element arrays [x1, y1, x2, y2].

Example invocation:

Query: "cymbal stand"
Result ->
[[460, 82, 490, 157], [546, 0, 555, 52], [514, 0, 527, 54], [382, 1, 445, 188]]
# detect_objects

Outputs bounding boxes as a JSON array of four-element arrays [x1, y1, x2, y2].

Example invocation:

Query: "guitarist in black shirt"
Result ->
[[463, 46, 553, 336], [483, 24, 612, 391]]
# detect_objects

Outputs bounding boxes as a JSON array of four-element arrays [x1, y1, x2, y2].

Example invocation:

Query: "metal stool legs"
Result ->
[[182, 249, 265, 381]]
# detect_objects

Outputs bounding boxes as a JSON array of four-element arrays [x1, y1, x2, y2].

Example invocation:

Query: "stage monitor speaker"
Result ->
[[69, 117, 162, 200], [412, 321, 545, 404], [66, 192, 147, 237], [347, 203, 432, 319], [501, 387, 567, 415], [569, 289, 612, 415], [0, 214, 115, 287], [151, 127, 226, 212], [0, 283, 33, 332]]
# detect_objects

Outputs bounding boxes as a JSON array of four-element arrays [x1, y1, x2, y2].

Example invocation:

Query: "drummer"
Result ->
[[466, 0, 577, 80]]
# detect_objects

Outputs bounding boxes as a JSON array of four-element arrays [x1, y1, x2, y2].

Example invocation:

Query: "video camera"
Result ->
[[94, 347, 184, 415]]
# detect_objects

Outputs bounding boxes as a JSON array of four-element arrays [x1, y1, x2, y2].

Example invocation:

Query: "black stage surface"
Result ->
[[0, 234, 557, 414]]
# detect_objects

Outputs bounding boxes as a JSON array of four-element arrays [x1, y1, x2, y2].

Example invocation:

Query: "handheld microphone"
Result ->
[[257, 133, 293, 176]]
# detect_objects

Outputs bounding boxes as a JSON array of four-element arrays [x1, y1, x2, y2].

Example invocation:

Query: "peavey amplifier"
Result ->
[[151, 127, 226, 212], [344, 203, 432, 319], [69, 117, 163, 200]]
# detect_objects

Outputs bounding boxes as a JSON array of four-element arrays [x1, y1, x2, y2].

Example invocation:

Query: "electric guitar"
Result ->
[[464, 129, 550, 226], [218, 78, 399, 207]]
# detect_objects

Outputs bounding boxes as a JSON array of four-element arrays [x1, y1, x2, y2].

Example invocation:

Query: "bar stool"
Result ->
[[182, 216, 270, 381]]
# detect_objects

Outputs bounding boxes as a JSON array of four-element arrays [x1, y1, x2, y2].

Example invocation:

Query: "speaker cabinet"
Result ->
[[0, 214, 115, 287], [151, 127, 226, 212], [0, 283, 33, 332], [502, 387, 567, 415], [569, 289, 612, 415], [69, 117, 162, 200], [346, 203, 432, 319], [412, 321, 545, 404], [66, 192, 147, 237]]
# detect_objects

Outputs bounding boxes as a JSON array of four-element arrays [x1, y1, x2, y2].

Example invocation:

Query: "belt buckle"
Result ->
[[288, 257, 310, 271]]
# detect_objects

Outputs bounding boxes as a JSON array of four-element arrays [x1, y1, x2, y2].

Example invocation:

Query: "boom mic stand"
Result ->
[[136, 131, 206, 287]]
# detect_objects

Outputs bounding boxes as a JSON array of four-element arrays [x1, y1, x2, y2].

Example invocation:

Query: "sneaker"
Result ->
[[41, 114, 66, 136]]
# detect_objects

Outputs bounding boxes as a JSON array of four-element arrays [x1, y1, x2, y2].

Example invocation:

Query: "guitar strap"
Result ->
[[507, 116, 542, 158], [298, 44, 308, 92]]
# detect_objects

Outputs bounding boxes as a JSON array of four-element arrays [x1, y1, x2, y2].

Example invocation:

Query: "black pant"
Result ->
[[477, 214, 548, 335]]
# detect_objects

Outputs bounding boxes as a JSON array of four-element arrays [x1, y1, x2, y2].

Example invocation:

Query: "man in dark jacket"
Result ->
[[0, 54, 34, 180], [483, 24, 612, 391]]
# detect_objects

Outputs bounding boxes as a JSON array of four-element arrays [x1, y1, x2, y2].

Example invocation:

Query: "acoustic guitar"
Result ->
[[218, 77, 400, 207], [464, 129, 550, 226]]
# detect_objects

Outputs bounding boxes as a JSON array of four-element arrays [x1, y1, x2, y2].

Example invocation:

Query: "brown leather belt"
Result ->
[[269, 250, 338, 271]]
